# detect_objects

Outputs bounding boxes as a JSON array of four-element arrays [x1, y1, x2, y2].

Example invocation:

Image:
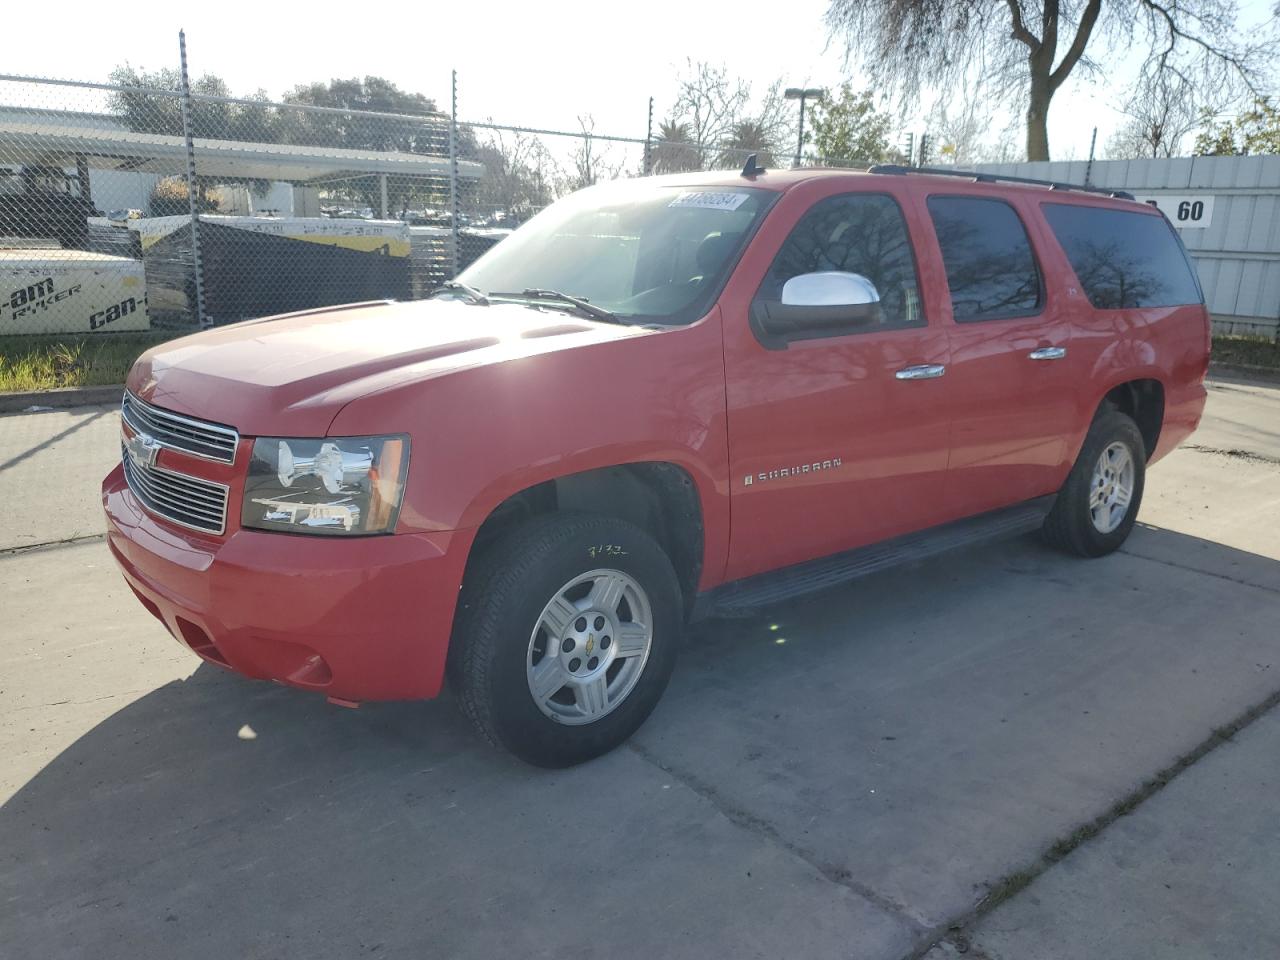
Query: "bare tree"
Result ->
[[672, 61, 751, 168], [472, 128, 557, 223], [826, 0, 1278, 161], [567, 115, 625, 191], [665, 65, 796, 170], [1106, 74, 1205, 158], [930, 103, 993, 166]]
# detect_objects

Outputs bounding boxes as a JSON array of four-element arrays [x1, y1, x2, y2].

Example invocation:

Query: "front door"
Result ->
[[720, 188, 952, 582]]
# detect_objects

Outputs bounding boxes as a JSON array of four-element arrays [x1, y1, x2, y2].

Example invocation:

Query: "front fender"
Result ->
[[329, 310, 733, 587]]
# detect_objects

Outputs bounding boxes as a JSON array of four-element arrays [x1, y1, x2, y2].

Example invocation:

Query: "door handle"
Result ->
[[895, 364, 946, 380], [1028, 346, 1067, 361]]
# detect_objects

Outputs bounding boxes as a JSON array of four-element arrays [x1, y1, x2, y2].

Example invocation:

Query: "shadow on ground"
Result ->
[[3, 525, 1278, 959]]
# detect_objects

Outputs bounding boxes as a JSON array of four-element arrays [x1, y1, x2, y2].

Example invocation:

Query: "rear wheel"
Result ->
[[451, 513, 681, 767], [1043, 408, 1146, 557]]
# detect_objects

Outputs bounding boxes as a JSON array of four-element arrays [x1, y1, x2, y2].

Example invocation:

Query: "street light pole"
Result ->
[[785, 87, 825, 168]]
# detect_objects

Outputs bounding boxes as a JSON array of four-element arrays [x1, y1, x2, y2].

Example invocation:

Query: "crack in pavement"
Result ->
[[1183, 443, 1280, 467], [0, 533, 105, 558], [1119, 546, 1280, 596], [625, 738, 930, 942], [903, 684, 1280, 960]]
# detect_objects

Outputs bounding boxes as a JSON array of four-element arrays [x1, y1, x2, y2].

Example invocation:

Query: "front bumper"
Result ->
[[103, 463, 473, 702]]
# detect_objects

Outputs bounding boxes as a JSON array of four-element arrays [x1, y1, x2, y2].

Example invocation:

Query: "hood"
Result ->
[[128, 298, 643, 436]]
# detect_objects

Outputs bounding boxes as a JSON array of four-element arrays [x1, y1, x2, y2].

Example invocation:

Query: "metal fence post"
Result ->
[[449, 69, 460, 279], [644, 97, 653, 176], [177, 29, 209, 329]]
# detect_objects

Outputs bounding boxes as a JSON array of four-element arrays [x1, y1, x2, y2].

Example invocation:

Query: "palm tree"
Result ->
[[651, 120, 700, 173], [717, 120, 777, 169]]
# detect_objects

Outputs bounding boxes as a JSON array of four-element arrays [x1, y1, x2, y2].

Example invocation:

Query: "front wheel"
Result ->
[[1043, 408, 1146, 557], [450, 513, 682, 767]]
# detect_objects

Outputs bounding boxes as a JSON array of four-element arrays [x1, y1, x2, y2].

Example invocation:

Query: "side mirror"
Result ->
[[752, 271, 883, 347], [782, 271, 880, 307]]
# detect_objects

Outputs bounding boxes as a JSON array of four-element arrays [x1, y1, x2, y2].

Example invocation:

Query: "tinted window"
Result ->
[[759, 193, 923, 330], [927, 196, 1042, 321], [1042, 203, 1202, 309]]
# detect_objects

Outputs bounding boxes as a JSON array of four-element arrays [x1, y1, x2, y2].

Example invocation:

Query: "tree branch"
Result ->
[[1050, 0, 1103, 91], [1005, 0, 1041, 52], [1139, 0, 1269, 99]]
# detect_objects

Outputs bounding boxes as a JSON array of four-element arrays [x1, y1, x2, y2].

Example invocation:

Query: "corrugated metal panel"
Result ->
[[1245, 195, 1276, 250], [1237, 260, 1267, 317], [1211, 259, 1242, 315], [1194, 258, 1220, 308]]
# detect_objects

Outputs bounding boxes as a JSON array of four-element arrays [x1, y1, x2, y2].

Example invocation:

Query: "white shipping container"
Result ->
[[0, 251, 149, 335]]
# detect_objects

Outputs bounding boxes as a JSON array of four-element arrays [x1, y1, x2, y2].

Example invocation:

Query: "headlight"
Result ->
[[242, 435, 410, 536]]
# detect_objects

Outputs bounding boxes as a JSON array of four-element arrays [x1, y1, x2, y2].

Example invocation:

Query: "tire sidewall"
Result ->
[[1069, 411, 1146, 555], [475, 518, 681, 766]]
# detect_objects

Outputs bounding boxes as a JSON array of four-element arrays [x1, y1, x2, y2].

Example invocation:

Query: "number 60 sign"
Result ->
[[1132, 194, 1215, 229]]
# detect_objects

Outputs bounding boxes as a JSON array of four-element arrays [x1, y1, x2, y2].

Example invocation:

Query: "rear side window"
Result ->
[[1042, 203, 1202, 309], [927, 196, 1042, 322]]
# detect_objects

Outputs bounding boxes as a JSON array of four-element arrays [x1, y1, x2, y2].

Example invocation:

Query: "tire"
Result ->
[[450, 513, 682, 767], [1042, 408, 1146, 558]]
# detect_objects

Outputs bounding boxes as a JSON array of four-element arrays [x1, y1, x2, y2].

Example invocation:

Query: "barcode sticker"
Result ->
[[668, 192, 750, 211]]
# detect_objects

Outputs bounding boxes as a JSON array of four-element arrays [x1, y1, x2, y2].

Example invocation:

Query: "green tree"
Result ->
[[807, 86, 896, 165], [1194, 100, 1280, 155], [280, 76, 448, 154], [108, 65, 257, 139]]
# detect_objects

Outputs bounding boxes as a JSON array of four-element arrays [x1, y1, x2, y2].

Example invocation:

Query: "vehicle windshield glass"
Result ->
[[458, 182, 775, 325]]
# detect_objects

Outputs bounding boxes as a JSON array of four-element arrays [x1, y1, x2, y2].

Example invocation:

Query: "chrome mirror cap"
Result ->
[[781, 271, 880, 307]]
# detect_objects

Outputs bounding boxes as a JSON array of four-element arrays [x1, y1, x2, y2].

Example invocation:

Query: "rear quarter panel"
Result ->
[[1029, 196, 1210, 466]]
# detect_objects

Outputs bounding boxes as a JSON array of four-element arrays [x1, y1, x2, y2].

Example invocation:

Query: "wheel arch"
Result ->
[[463, 460, 712, 618], [1098, 377, 1165, 460]]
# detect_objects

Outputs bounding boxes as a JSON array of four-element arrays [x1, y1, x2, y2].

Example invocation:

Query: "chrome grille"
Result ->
[[121, 444, 230, 534], [121, 392, 239, 464]]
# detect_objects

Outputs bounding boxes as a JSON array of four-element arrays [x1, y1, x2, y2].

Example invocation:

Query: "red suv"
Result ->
[[103, 164, 1210, 766]]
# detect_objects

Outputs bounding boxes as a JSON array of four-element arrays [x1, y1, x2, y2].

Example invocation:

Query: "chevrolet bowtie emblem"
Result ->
[[125, 430, 161, 469], [586, 635, 595, 655]]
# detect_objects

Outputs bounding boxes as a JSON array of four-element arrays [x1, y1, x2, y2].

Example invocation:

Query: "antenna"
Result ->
[[741, 153, 765, 178]]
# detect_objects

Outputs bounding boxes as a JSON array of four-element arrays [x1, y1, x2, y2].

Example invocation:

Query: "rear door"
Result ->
[[720, 184, 952, 581], [920, 192, 1081, 516]]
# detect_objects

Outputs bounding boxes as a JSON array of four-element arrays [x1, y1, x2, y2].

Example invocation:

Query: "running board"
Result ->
[[692, 496, 1055, 619]]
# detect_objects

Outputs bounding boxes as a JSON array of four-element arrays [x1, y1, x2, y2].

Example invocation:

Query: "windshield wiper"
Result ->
[[431, 280, 489, 305], [488, 288, 627, 325]]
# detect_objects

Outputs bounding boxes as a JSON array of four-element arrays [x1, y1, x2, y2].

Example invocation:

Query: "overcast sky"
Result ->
[[4, 0, 1276, 162]]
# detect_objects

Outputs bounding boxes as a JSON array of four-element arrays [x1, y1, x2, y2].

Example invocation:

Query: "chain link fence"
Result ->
[[1, 36, 886, 341]]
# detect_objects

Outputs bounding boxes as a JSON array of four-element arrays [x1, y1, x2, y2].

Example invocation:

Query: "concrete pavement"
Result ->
[[927, 709, 1280, 960], [1, 377, 1278, 959], [0, 401, 118, 551]]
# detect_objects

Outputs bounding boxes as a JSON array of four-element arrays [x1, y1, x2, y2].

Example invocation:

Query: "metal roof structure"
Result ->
[[0, 115, 482, 184]]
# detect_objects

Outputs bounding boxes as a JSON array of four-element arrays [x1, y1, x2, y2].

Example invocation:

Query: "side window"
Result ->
[[757, 193, 924, 332], [927, 196, 1042, 322], [1042, 203, 1203, 309]]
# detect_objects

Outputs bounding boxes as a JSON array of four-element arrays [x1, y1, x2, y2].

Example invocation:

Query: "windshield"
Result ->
[[458, 181, 775, 324]]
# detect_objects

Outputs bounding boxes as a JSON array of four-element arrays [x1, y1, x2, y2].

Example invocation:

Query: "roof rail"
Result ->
[[867, 164, 1135, 201]]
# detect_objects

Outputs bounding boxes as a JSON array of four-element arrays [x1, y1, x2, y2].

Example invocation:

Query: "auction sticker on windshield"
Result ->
[[668, 192, 750, 211]]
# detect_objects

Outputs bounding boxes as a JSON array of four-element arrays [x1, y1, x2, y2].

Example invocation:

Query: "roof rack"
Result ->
[[867, 164, 1135, 201]]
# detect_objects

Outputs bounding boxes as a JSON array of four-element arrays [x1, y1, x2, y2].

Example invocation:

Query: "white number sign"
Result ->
[[1132, 194, 1215, 229]]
